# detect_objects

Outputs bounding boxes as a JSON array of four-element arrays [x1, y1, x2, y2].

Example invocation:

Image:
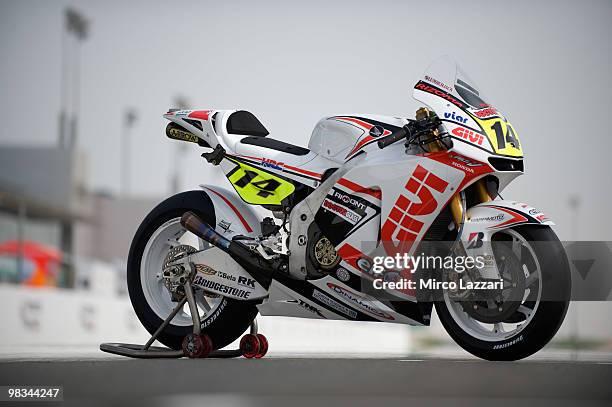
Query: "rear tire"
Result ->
[[127, 191, 258, 350], [435, 225, 570, 361]]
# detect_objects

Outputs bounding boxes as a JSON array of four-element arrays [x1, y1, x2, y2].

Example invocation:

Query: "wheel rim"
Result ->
[[140, 217, 223, 327], [443, 229, 543, 342]]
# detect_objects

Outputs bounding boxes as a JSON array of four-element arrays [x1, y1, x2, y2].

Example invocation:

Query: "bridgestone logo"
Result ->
[[193, 276, 251, 299], [493, 335, 523, 349]]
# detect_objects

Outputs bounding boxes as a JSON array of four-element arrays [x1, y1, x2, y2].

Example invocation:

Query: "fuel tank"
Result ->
[[308, 115, 406, 163]]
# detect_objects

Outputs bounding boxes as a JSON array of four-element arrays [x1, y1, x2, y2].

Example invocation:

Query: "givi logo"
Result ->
[[381, 165, 449, 255]]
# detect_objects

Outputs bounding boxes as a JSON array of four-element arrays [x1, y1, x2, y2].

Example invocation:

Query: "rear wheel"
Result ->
[[435, 225, 570, 360], [127, 191, 258, 350]]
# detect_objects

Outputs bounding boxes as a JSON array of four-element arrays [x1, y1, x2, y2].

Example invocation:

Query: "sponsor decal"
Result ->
[[474, 107, 499, 118], [443, 111, 468, 124], [493, 334, 523, 349], [415, 81, 464, 108], [238, 275, 256, 289], [448, 153, 483, 167], [451, 126, 485, 146], [261, 158, 285, 171], [313, 290, 357, 319], [333, 190, 367, 211], [466, 232, 484, 249], [288, 298, 325, 317], [424, 75, 453, 92], [369, 125, 385, 137], [470, 214, 505, 222], [335, 267, 351, 282], [202, 298, 227, 328], [323, 198, 362, 224], [381, 165, 449, 255], [326, 282, 395, 320], [356, 257, 372, 272], [167, 127, 200, 143], [195, 264, 217, 276], [451, 161, 475, 173], [192, 275, 252, 299], [218, 219, 233, 233]]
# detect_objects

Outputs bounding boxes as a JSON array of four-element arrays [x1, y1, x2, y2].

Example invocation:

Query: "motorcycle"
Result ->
[[126, 57, 570, 361]]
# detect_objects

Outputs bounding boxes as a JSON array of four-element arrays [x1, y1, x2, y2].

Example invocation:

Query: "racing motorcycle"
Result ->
[[127, 57, 570, 361]]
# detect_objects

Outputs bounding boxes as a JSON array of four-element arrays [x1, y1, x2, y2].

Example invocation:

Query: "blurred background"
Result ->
[[1, 0, 611, 358]]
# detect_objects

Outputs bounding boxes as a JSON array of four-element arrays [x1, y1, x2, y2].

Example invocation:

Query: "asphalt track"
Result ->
[[1, 354, 612, 406]]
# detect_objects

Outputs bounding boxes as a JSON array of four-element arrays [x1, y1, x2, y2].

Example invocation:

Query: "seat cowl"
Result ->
[[226, 111, 269, 137]]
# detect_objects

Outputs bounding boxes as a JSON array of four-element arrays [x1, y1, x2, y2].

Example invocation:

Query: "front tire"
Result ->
[[127, 191, 258, 350], [435, 225, 570, 361]]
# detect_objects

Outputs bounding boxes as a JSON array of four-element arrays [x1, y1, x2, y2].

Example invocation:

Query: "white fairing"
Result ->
[[309, 115, 409, 163], [199, 184, 261, 238], [189, 246, 268, 300], [309, 117, 364, 163], [461, 200, 554, 279]]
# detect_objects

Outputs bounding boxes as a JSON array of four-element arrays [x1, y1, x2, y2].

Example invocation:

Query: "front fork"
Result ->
[[449, 179, 502, 280]]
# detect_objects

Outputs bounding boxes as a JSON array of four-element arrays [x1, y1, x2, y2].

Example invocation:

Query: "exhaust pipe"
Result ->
[[181, 211, 230, 250], [180, 211, 282, 287]]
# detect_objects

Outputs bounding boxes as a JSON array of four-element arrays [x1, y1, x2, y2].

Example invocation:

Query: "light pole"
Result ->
[[59, 7, 89, 149], [121, 109, 138, 196]]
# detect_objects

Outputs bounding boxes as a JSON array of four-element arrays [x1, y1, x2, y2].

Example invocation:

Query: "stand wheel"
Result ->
[[240, 334, 260, 359], [255, 334, 268, 358], [182, 334, 213, 358]]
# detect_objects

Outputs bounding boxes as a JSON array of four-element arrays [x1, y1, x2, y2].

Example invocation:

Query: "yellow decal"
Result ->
[[226, 159, 295, 205], [470, 114, 523, 157]]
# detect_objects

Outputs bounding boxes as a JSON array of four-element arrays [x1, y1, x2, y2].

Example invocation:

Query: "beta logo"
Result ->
[[451, 126, 485, 146], [444, 111, 468, 124]]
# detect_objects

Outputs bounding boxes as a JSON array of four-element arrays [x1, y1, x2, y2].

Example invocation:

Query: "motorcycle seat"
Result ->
[[239, 136, 310, 156]]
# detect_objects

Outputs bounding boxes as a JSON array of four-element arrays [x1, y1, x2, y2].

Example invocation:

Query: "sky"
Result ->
[[1, 0, 611, 240]]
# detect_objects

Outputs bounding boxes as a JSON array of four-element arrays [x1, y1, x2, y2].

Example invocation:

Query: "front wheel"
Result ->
[[435, 225, 571, 361]]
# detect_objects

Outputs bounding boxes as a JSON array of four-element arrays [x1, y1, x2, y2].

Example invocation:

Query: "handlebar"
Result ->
[[377, 123, 412, 149], [377, 115, 443, 150]]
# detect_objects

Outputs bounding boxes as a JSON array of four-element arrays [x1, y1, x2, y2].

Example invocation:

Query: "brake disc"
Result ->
[[162, 245, 197, 301], [460, 242, 526, 323]]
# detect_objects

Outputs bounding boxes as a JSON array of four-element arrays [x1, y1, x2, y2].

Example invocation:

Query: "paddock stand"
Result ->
[[100, 280, 268, 359]]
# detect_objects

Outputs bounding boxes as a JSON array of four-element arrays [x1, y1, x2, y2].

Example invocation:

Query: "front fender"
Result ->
[[465, 200, 553, 231], [460, 200, 553, 279], [199, 184, 261, 238]]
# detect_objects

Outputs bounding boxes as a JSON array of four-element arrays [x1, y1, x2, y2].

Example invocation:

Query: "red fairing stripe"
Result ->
[[203, 187, 253, 233], [188, 110, 212, 120], [283, 164, 322, 179], [337, 178, 381, 200], [337, 243, 368, 272], [488, 206, 529, 229], [333, 117, 392, 158], [232, 155, 322, 181]]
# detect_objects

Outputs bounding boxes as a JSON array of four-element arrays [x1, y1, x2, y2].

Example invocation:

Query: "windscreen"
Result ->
[[413, 56, 522, 158]]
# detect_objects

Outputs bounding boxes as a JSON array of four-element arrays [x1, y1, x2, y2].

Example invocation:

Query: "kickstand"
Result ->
[[100, 280, 257, 359]]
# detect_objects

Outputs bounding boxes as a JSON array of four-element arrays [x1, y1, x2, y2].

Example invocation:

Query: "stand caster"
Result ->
[[182, 333, 213, 358], [240, 333, 268, 358]]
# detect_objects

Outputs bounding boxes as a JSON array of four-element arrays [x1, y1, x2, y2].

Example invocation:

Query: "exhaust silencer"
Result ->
[[180, 211, 231, 250], [180, 211, 281, 288]]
